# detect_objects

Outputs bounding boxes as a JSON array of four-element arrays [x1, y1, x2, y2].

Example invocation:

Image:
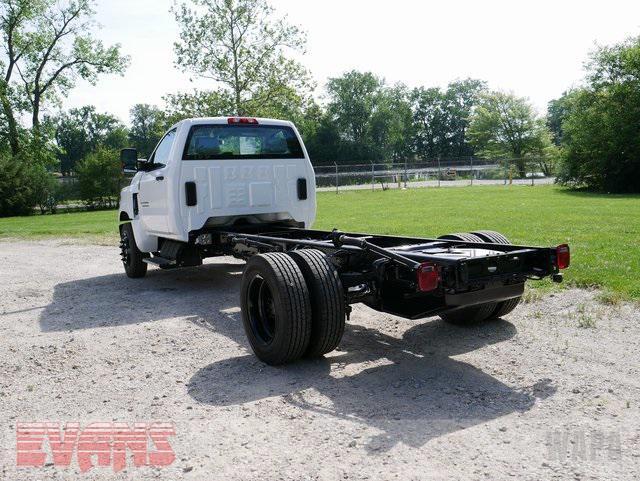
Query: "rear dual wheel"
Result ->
[[471, 230, 511, 245], [289, 250, 346, 358], [240, 250, 345, 365], [437, 230, 522, 325]]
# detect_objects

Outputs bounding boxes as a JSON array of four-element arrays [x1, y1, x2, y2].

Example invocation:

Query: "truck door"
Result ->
[[138, 129, 176, 234]]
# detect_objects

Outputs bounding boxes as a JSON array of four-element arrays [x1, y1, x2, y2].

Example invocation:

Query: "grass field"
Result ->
[[1, 185, 638, 299], [0, 209, 118, 244]]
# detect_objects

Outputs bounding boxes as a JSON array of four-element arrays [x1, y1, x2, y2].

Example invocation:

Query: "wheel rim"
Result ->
[[120, 229, 131, 267], [247, 275, 277, 345]]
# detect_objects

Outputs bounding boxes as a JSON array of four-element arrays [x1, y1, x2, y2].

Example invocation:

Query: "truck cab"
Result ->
[[119, 117, 317, 253]]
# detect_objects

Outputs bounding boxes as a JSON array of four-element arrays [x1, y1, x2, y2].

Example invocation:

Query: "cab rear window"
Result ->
[[182, 124, 305, 160]]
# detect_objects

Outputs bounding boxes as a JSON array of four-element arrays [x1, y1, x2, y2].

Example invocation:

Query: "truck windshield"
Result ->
[[182, 124, 305, 160]]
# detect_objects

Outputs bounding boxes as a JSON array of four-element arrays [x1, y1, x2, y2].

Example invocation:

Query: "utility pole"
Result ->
[[371, 162, 375, 191]]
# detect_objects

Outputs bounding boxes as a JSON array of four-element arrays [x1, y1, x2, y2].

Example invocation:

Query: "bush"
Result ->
[[31, 166, 64, 214], [0, 151, 39, 216], [75, 148, 123, 208], [558, 87, 640, 192], [0, 154, 64, 217], [557, 37, 640, 193]]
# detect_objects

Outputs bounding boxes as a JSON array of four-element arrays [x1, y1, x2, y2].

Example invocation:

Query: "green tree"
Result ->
[[30, 163, 61, 214], [129, 104, 170, 158], [546, 92, 572, 146], [0, 0, 39, 154], [0, 148, 36, 215], [410, 79, 486, 160], [163, 89, 235, 124], [326, 71, 382, 149], [469, 91, 552, 177], [313, 71, 413, 163], [0, 0, 128, 152], [172, 0, 311, 116], [75, 147, 122, 208], [300, 109, 341, 164], [369, 84, 413, 161], [410, 86, 446, 159], [54, 106, 128, 175], [0, 132, 58, 216], [558, 36, 640, 192], [445, 79, 487, 157]]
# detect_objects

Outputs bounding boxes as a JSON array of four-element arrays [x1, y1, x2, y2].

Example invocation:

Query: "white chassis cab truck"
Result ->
[[119, 116, 570, 365]]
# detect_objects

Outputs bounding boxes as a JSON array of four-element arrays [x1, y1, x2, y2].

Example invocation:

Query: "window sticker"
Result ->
[[239, 137, 259, 155]]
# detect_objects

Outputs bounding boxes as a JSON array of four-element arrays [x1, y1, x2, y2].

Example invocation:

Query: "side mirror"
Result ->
[[120, 148, 138, 174], [137, 159, 151, 171]]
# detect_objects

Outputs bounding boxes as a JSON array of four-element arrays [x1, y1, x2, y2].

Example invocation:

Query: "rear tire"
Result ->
[[240, 253, 312, 365], [438, 232, 496, 325], [470, 230, 511, 244], [492, 297, 521, 318], [470, 230, 522, 318], [120, 223, 148, 279], [439, 303, 498, 326], [438, 232, 485, 243], [288, 249, 346, 357]]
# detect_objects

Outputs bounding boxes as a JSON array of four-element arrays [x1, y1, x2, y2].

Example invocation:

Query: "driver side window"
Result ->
[[150, 129, 177, 167]]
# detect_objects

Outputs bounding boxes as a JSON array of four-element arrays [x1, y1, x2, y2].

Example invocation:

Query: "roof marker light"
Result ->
[[227, 117, 259, 125]]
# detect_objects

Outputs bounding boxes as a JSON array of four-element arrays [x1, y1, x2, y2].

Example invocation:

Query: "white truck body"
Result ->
[[119, 117, 317, 252]]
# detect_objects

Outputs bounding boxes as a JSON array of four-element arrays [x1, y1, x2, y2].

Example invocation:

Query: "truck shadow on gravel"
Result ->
[[189, 311, 556, 453], [40, 260, 556, 452], [39, 261, 246, 332]]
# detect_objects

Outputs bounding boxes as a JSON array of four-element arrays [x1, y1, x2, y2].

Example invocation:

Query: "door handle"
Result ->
[[155, 176, 164, 181]]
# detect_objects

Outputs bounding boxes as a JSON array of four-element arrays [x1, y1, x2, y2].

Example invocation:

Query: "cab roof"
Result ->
[[173, 117, 294, 129]]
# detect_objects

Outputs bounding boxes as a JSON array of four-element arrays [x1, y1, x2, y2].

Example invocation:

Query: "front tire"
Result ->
[[120, 223, 148, 279], [240, 253, 312, 365]]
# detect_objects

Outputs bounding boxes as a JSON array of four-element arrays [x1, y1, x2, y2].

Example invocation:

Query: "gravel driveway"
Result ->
[[0, 239, 638, 480]]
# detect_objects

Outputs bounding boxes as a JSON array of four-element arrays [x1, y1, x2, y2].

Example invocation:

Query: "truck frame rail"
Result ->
[[187, 225, 568, 320]]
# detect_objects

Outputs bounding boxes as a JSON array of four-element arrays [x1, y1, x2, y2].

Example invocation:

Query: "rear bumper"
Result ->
[[372, 282, 525, 320], [444, 282, 524, 309]]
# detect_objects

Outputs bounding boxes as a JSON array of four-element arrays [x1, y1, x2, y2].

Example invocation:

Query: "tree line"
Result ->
[[1, 0, 638, 217]]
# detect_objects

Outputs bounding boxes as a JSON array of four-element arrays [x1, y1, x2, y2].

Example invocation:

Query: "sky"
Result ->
[[65, 0, 640, 124]]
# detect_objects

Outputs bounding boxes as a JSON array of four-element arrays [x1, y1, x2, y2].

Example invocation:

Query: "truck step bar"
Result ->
[[143, 256, 175, 267]]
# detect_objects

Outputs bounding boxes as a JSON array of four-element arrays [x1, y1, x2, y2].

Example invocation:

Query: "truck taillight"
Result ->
[[228, 117, 259, 125], [556, 244, 570, 269], [417, 262, 440, 292]]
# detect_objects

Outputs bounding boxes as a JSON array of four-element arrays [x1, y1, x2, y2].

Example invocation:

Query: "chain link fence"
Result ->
[[48, 157, 554, 213], [314, 158, 555, 193]]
